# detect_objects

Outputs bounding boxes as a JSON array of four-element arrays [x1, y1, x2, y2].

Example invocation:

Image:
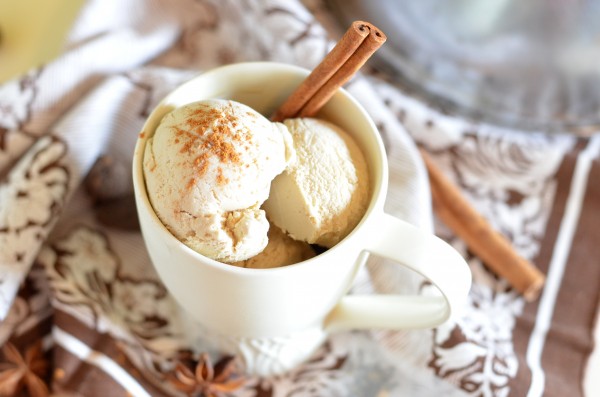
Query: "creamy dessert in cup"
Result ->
[[264, 117, 370, 248], [132, 62, 472, 376], [143, 98, 294, 263], [143, 98, 370, 266]]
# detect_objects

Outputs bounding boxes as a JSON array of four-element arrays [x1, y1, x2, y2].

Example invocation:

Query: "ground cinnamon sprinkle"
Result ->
[[176, 127, 200, 154], [175, 103, 252, 190], [186, 176, 196, 190], [216, 167, 229, 185], [194, 152, 211, 175], [205, 125, 241, 164]]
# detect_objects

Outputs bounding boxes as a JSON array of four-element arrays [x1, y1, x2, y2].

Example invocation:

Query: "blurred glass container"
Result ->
[[327, 0, 600, 135], [0, 0, 85, 82]]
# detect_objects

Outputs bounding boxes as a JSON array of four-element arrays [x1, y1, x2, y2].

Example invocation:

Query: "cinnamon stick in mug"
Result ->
[[297, 23, 386, 118], [271, 21, 385, 121]]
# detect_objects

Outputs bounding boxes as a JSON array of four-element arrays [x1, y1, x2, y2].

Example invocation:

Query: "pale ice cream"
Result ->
[[263, 118, 370, 248], [230, 225, 316, 269], [143, 99, 294, 263]]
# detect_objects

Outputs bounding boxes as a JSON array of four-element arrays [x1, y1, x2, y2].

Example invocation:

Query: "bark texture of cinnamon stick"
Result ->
[[271, 21, 385, 122], [420, 149, 545, 301]]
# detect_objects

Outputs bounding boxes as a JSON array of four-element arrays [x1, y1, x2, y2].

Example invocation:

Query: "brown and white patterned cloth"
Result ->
[[0, 0, 598, 396]]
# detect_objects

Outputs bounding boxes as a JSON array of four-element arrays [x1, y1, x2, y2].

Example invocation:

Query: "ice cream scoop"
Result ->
[[263, 117, 370, 247], [229, 225, 316, 269], [143, 99, 294, 262]]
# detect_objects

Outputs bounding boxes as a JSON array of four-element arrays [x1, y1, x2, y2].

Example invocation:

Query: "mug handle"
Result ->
[[325, 212, 471, 332]]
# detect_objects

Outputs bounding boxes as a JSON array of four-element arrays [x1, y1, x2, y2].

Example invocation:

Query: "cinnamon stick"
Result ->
[[297, 23, 386, 118], [271, 21, 381, 122], [420, 149, 545, 301]]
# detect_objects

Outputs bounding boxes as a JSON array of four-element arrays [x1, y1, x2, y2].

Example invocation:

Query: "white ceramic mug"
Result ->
[[132, 62, 471, 376]]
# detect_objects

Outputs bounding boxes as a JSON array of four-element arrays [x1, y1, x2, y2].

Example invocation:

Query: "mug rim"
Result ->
[[132, 61, 389, 275]]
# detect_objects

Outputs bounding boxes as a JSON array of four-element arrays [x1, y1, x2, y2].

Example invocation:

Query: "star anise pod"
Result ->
[[168, 353, 245, 397], [0, 341, 49, 397]]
